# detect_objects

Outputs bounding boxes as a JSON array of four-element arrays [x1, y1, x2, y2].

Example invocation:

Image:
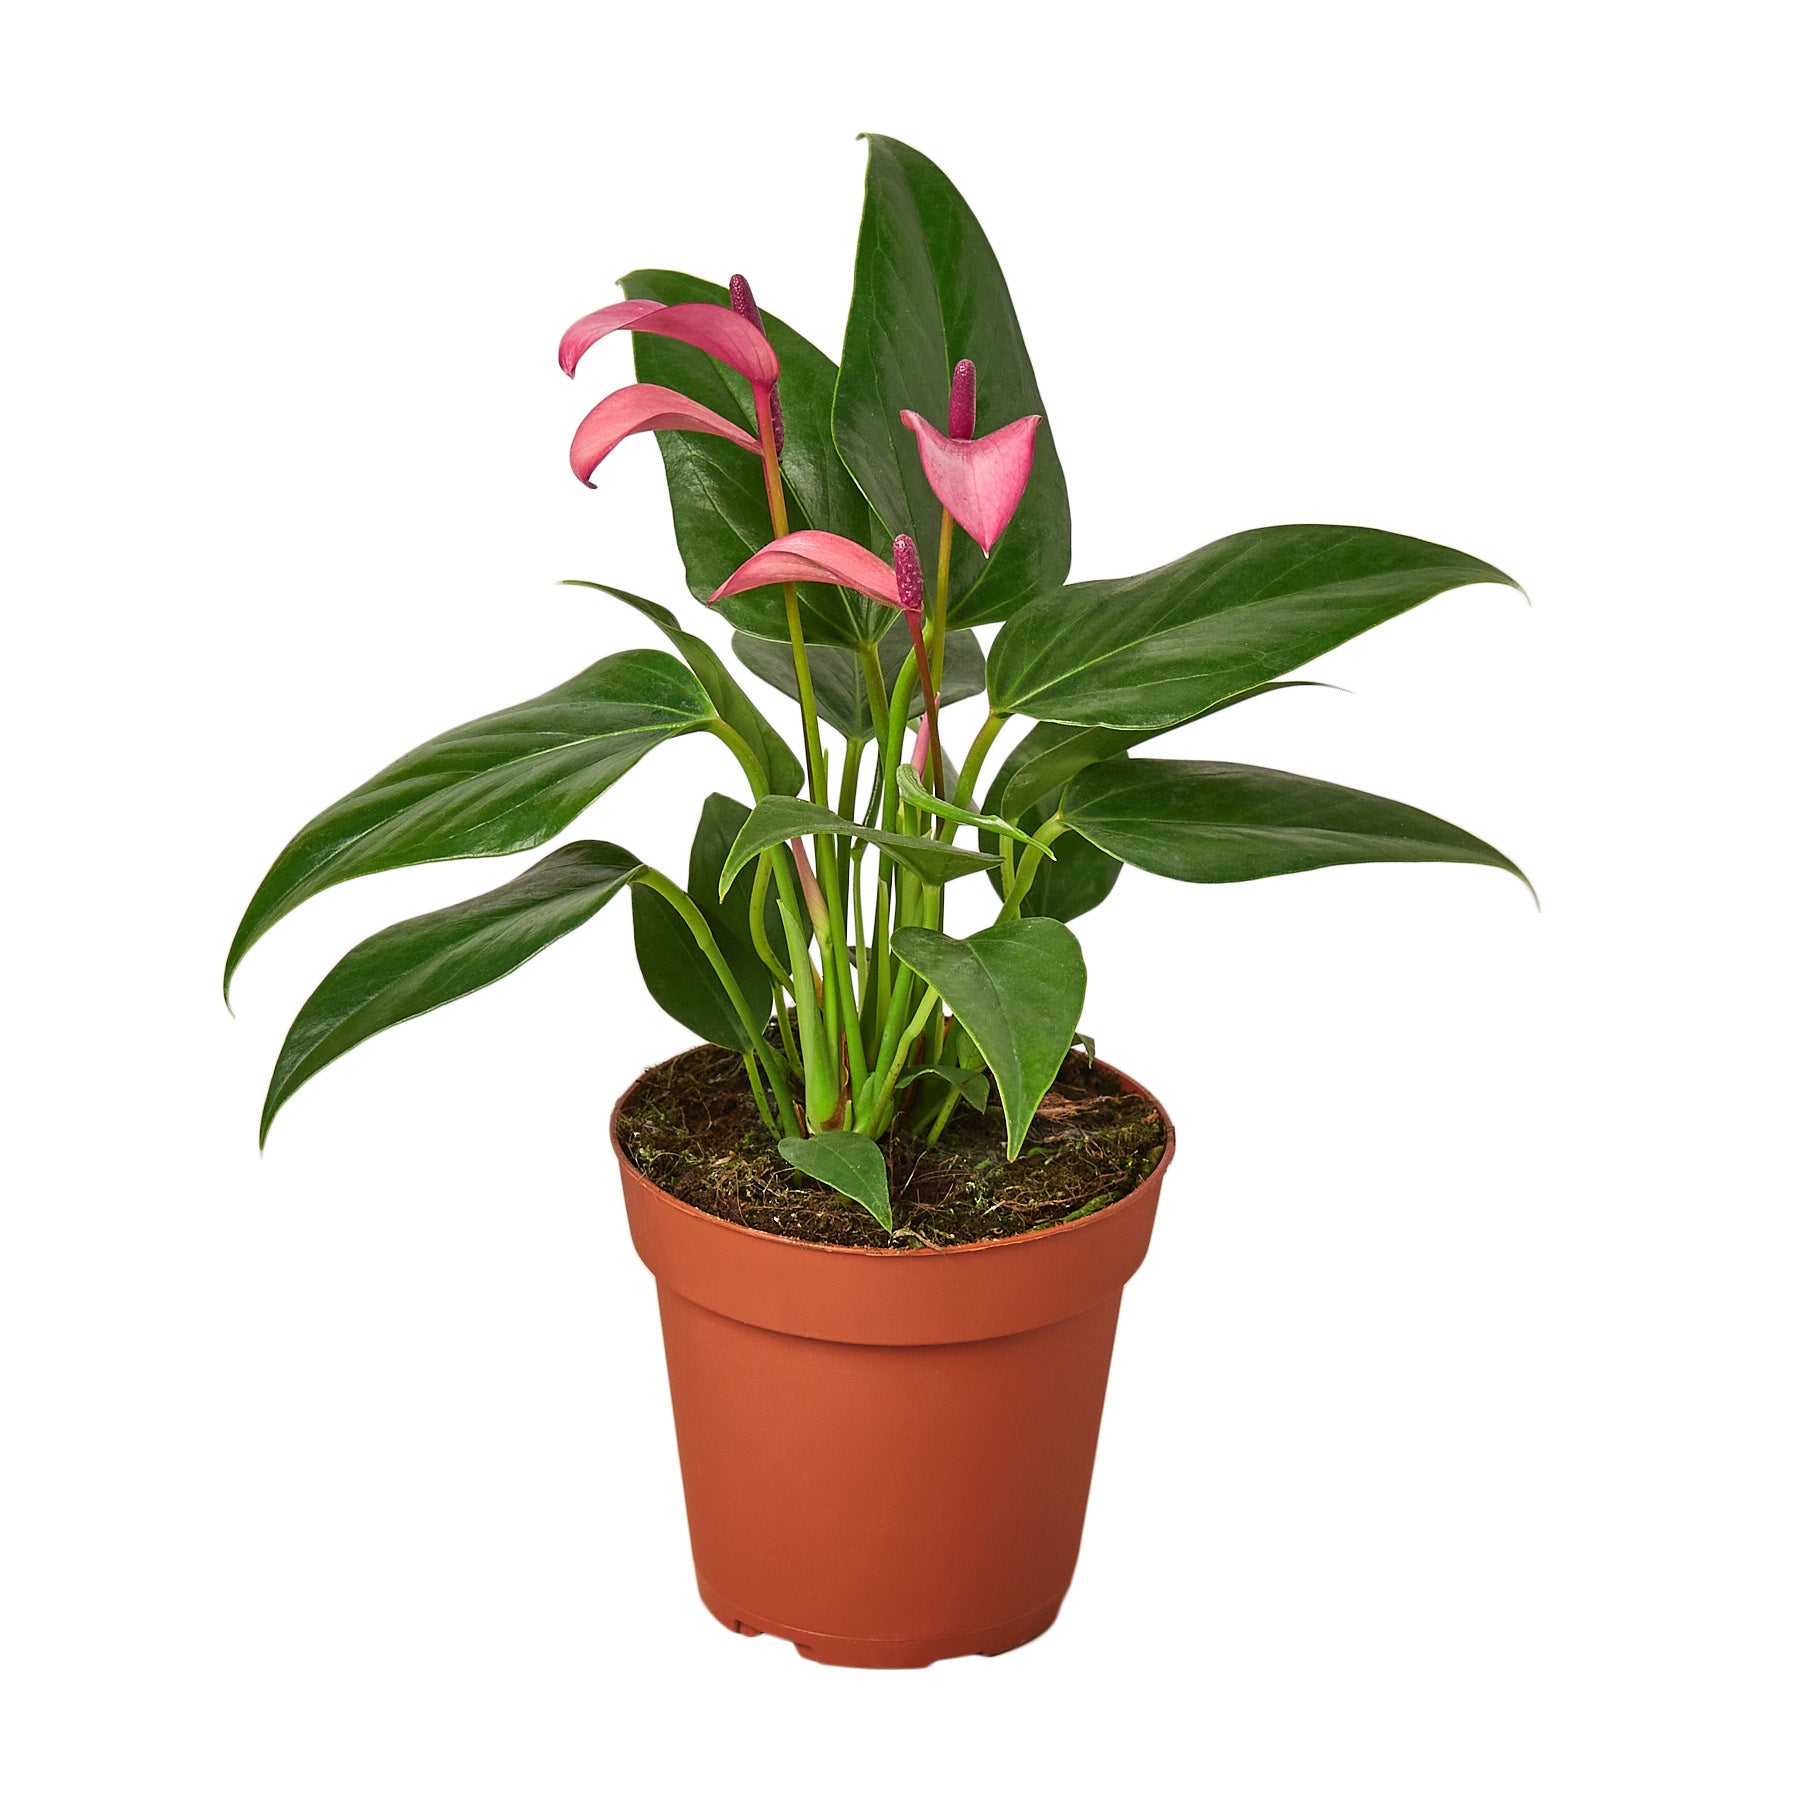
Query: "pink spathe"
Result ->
[[559, 299, 779, 388], [569, 384, 760, 486], [711, 530, 901, 608], [900, 411, 1041, 554]]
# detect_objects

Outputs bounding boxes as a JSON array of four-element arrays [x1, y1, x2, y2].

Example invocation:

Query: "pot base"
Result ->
[[698, 1575, 1063, 1669]]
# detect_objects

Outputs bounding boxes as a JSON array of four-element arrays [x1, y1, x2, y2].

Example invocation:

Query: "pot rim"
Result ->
[[609, 1050, 1176, 1263]]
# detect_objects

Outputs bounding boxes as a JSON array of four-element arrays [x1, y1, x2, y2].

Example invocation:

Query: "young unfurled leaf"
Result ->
[[894, 1061, 992, 1115], [890, 920, 1087, 1159], [730, 626, 986, 740], [778, 1132, 893, 1231], [1061, 759, 1534, 894], [261, 842, 645, 1144], [225, 649, 714, 1000], [719, 796, 1000, 897], [896, 765, 1039, 847], [833, 136, 1071, 629], [988, 524, 1519, 730]]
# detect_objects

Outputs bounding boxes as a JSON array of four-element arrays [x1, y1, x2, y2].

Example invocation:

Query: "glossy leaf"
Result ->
[[834, 136, 1071, 628], [261, 841, 643, 1144], [891, 919, 1087, 1159], [225, 649, 713, 999], [632, 795, 778, 1050], [988, 525, 1520, 729], [986, 684, 1334, 824], [1062, 759, 1533, 891], [719, 796, 999, 898], [619, 269, 884, 648], [778, 1132, 892, 1231], [564, 582, 802, 794], [730, 626, 985, 739], [896, 765, 1037, 847]]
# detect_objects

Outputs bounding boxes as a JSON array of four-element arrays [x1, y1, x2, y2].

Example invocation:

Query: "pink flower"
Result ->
[[948, 358, 977, 441], [729, 274, 783, 454], [568, 383, 759, 487], [909, 714, 933, 776], [709, 530, 901, 608], [900, 395, 1040, 555], [558, 299, 779, 389]]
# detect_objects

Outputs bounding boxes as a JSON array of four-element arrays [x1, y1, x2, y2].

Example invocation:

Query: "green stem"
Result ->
[[860, 982, 944, 1139], [952, 709, 1008, 815], [996, 816, 1070, 922]]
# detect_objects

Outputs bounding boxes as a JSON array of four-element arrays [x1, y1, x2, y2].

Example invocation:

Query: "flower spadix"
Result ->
[[568, 383, 759, 486], [900, 357, 1040, 554], [558, 298, 779, 389]]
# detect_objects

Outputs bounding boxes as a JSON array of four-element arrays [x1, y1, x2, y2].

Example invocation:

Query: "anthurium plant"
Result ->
[[229, 136, 1528, 1232]]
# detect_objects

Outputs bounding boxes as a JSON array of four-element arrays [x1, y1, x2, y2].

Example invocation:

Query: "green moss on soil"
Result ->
[[617, 1044, 1166, 1249]]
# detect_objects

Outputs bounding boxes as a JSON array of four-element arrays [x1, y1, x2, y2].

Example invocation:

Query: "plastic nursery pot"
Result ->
[[611, 1058, 1175, 1670]]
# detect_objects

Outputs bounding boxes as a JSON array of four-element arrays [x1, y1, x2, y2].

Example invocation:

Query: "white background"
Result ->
[[4, 2, 1794, 1794]]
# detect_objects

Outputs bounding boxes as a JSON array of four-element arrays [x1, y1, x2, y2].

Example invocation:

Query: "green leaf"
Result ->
[[564, 583, 802, 794], [261, 841, 643, 1144], [729, 625, 986, 739], [719, 796, 1000, 897], [225, 649, 713, 999], [890, 920, 1087, 1159], [618, 268, 884, 648], [833, 136, 1071, 629], [896, 765, 1037, 847], [894, 1060, 991, 1114], [631, 795, 777, 1051], [988, 525, 1520, 729], [778, 1132, 893, 1231], [1061, 758, 1534, 893]]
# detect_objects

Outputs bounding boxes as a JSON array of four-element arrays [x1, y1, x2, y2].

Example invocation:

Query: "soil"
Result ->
[[615, 1044, 1166, 1249]]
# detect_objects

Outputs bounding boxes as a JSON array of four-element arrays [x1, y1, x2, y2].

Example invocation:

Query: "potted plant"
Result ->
[[228, 135, 1530, 1667]]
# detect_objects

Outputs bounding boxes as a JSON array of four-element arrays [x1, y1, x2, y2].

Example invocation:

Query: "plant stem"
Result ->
[[996, 816, 1070, 921], [952, 709, 1008, 815], [860, 982, 944, 1138]]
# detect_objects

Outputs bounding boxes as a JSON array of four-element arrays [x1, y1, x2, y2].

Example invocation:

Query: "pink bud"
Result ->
[[730, 274, 784, 453], [909, 716, 932, 776], [893, 534, 924, 614], [949, 358, 977, 440], [788, 839, 831, 937]]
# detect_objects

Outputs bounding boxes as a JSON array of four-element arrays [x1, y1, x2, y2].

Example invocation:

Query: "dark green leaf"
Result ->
[[618, 269, 884, 648], [631, 795, 777, 1050], [720, 796, 999, 897], [890, 920, 1087, 1158], [1062, 758, 1534, 892], [226, 649, 713, 999], [778, 1132, 892, 1231], [833, 136, 1071, 629], [729, 625, 985, 739], [564, 583, 802, 794], [988, 525, 1520, 729], [261, 841, 643, 1144]]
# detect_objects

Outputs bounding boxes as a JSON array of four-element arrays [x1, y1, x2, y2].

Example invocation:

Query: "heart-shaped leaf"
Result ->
[[778, 1132, 892, 1231], [564, 583, 802, 794], [618, 269, 885, 648], [632, 794, 778, 1050], [890, 920, 1086, 1158], [729, 625, 986, 740], [988, 525, 1519, 729], [261, 841, 643, 1144], [720, 797, 999, 897], [833, 136, 1071, 630], [226, 649, 713, 999], [1062, 758, 1533, 892]]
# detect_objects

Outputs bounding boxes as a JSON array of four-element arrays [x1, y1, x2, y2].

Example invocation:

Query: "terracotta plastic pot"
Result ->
[[612, 1060, 1174, 1669]]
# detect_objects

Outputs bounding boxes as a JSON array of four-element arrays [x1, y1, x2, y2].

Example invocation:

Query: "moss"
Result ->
[[617, 1045, 1165, 1249]]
